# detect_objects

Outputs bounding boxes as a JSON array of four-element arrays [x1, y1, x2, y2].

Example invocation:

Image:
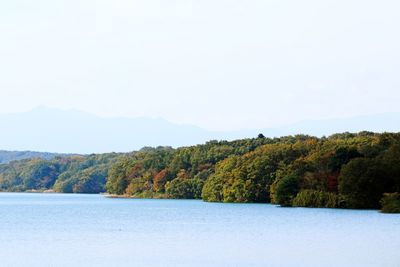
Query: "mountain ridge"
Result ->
[[0, 107, 399, 154], [0, 150, 73, 164]]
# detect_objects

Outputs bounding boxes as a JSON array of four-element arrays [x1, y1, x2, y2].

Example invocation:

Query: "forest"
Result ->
[[0, 132, 399, 212]]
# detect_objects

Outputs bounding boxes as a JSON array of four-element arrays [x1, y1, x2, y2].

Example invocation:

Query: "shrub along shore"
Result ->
[[1, 132, 400, 213]]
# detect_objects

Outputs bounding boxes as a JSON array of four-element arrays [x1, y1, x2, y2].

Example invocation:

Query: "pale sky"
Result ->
[[1, 0, 399, 131]]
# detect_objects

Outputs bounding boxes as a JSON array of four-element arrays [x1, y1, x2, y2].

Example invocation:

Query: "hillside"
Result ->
[[1, 132, 399, 212]]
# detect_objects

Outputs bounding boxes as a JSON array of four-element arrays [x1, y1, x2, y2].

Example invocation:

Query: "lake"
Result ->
[[0, 193, 399, 267]]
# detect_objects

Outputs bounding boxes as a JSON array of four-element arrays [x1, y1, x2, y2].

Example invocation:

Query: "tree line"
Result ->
[[0, 132, 399, 212]]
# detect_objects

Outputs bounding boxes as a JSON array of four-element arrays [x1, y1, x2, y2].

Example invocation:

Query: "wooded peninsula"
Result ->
[[1, 132, 400, 213]]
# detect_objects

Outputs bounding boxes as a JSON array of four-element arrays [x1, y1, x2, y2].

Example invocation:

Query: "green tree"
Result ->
[[293, 190, 338, 208], [165, 178, 204, 199], [338, 158, 393, 209], [270, 175, 299, 207], [380, 193, 400, 213]]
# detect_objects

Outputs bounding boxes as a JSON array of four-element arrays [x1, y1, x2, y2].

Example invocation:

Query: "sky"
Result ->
[[0, 0, 399, 131]]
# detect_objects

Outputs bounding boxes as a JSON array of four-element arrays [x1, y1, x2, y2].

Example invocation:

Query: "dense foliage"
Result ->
[[1, 132, 400, 212], [380, 193, 400, 213], [105, 132, 400, 211], [105, 138, 271, 197], [0, 153, 121, 193]]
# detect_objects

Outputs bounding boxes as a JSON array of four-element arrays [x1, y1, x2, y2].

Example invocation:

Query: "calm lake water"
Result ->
[[0, 193, 399, 267]]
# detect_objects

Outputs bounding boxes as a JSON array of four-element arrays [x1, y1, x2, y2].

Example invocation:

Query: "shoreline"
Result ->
[[0, 191, 396, 213]]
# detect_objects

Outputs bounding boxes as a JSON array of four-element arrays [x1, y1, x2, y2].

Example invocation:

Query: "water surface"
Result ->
[[0, 193, 399, 267]]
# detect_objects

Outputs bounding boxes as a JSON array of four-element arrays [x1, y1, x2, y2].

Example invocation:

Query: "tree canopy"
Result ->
[[1, 132, 400, 212]]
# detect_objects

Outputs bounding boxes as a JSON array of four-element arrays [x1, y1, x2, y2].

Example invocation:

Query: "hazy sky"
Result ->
[[1, 0, 399, 131]]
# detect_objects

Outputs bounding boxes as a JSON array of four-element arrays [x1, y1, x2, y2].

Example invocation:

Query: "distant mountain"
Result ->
[[257, 113, 400, 138], [0, 107, 214, 154], [0, 150, 64, 164], [0, 107, 399, 153]]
